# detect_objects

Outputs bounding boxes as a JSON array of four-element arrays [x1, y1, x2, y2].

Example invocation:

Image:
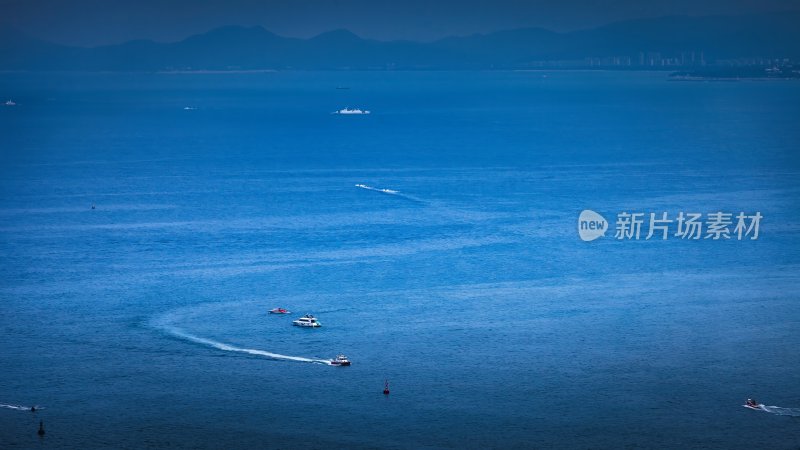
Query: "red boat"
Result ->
[[269, 308, 290, 314]]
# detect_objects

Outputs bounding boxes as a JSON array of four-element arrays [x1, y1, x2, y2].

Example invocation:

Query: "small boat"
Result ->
[[743, 399, 763, 410], [332, 107, 370, 115], [292, 314, 321, 327], [269, 308, 290, 314], [183, 106, 197, 111], [4, 100, 16, 106], [330, 354, 351, 366]]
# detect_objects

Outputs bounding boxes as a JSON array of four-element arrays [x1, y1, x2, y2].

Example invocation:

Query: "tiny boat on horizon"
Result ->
[[292, 314, 321, 327], [5, 100, 16, 106], [269, 308, 290, 314], [330, 354, 351, 366]]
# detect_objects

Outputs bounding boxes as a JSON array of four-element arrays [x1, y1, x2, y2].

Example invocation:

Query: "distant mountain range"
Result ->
[[2, 12, 799, 71]]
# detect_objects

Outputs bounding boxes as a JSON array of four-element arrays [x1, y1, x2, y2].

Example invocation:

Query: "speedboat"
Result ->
[[269, 308, 290, 314], [292, 314, 321, 327], [744, 399, 762, 410], [330, 354, 351, 366], [332, 107, 370, 115]]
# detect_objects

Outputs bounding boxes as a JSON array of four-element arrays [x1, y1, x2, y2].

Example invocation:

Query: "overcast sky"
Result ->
[[2, 0, 799, 46]]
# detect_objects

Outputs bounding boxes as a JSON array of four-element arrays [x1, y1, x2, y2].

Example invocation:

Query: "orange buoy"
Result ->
[[383, 380, 390, 395]]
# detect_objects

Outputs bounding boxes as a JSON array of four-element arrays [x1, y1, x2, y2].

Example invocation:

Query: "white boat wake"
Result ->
[[760, 405, 800, 417], [746, 404, 800, 417], [354, 183, 424, 202], [1, 403, 42, 412], [151, 315, 331, 365], [355, 183, 400, 195]]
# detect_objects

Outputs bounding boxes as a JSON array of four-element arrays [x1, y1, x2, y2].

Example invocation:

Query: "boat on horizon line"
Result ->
[[332, 107, 370, 115]]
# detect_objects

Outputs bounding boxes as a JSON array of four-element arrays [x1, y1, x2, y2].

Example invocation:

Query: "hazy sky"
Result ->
[[2, 0, 799, 46]]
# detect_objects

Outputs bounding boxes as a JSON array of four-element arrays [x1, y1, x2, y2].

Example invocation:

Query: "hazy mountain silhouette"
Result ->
[[2, 12, 798, 71]]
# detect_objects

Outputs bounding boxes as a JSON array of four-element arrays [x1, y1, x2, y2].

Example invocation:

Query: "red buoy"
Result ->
[[383, 380, 390, 395]]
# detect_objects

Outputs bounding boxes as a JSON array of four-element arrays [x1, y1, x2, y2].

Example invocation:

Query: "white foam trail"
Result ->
[[153, 317, 331, 365], [355, 183, 400, 195], [0, 403, 41, 411], [355, 183, 424, 202], [760, 405, 800, 417]]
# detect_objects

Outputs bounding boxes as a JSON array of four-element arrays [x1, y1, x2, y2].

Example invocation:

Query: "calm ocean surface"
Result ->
[[1, 71, 799, 448]]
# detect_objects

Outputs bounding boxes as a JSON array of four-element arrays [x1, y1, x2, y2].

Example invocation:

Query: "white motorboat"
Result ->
[[333, 107, 370, 115], [292, 314, 321, 327], [330, 354, 351, 366]]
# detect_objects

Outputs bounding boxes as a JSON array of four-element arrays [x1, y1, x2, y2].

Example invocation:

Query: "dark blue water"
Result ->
[[1, 71, 799, 448]]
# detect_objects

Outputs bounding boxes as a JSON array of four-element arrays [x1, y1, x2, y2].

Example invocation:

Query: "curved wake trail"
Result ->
[[760, 405, 800, 417], [1, 403, 42, 412], [355, 184, 424, 203], [152, 316, 331, 365]]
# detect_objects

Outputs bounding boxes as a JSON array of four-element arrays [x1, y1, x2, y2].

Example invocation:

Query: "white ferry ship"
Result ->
[[332, 107, 370, 115]]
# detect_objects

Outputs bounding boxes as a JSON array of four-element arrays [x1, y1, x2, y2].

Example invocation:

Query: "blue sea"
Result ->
[[1, 71, 799, 448]]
